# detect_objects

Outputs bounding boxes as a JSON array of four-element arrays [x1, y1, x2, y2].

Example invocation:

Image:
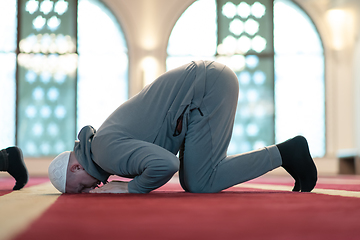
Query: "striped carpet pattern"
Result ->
[[1, 175, 360, 240]]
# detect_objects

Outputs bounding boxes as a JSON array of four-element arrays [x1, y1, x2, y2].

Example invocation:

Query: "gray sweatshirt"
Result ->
[[73, 61, 217, 192]]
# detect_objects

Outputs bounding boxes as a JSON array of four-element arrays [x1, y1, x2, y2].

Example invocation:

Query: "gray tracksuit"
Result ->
[[73, 61, 282, 193]]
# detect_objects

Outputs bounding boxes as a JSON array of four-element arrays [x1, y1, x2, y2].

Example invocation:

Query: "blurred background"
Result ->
[[0, 0, 359, 176]]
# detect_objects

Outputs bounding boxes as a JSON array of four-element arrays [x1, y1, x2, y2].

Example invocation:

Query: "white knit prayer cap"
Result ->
[[48, 151, 71, 193]]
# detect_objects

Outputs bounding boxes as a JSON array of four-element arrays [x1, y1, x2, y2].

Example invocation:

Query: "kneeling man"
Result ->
[[48, 61, 317, 194]]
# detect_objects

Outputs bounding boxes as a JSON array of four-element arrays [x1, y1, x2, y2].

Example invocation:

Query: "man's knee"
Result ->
[[183, 178, 215, 193], [186, 183, 204, 193], [186, 183, 216, 193]]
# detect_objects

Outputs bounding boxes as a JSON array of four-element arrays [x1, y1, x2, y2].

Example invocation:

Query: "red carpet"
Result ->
[[247, 175, 360, 191], [0, 177, 49, 196], [11, 176, 360, 240]]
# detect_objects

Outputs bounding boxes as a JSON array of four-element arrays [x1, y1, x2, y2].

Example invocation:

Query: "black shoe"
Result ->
[[277, 136, 317, 192], [6, 147, 29, 190]]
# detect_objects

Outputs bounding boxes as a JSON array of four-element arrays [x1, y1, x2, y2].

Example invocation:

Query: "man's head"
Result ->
[[48, 151, 100, 193]]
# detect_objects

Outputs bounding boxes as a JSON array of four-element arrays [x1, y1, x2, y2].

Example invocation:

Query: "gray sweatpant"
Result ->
[[178, 64, 282, 193]]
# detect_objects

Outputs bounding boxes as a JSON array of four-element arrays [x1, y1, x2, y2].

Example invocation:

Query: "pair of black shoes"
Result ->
[[277, 136, 318, 192], [0, 147, 28, 190]]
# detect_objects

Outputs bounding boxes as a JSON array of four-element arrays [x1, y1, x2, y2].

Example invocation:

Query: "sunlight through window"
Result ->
[[167, 0, 217, 70], [77, 0, 128, 133], [167, 0, 325, 157], [0, 0, 128, 156], [274, 0, 325, 157], [0, 0, 17, 149]]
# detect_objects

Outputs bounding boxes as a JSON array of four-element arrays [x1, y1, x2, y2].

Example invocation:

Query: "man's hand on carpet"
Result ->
[[90, 181, 129, 194]]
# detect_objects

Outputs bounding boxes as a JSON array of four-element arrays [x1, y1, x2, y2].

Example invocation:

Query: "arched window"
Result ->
[[0, 1, 17, 150], [167, 0, 325, 157], [77, 0, 128, 133], [166, 0, 217, 69], [0, 0, 128, 157], [274, 0, 325, 157]]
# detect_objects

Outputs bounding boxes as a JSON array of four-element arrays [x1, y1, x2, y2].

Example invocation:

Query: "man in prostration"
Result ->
[[48, 60, 317, 194]]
